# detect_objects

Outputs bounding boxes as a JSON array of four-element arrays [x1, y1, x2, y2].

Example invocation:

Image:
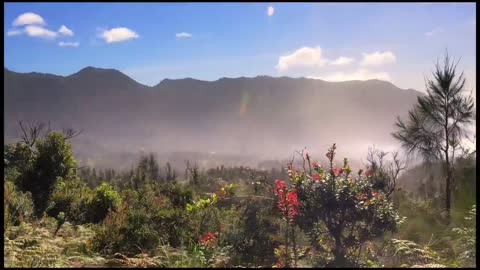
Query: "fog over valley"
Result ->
[[5, 67, 422, 171]]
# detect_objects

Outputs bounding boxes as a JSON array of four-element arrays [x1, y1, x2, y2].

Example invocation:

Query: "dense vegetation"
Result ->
[[4, 131, 476, 267]]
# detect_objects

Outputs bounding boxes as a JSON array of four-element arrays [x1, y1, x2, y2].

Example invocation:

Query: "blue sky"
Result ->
[[4, 2, 476, 92]]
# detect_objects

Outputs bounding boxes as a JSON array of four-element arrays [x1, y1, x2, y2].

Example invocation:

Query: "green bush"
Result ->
[[452, 205, 476, 267], [227, 199, 281, 267], [88, 182, 121, 223], [4, 181, 34, 228], [291, 144, 402, 267], [47, 178, 94, 224], [159, 181, 193, 209]]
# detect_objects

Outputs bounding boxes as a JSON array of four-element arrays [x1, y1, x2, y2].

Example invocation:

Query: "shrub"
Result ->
[[47, 178, 94, 225], [286, 144, 402, 267], [4, 181, 34, 228], [152, 207, 193, 247], [227, 199, 281, 267], [88, 182, 121, 223], [452, 205, 476, 267], [159, 181, 193, 209], [10, 132, 78, 217], [92, 184, 179, 256]]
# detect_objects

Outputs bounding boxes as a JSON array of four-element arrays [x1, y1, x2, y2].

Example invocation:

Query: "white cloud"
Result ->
[[58, 25, 74, 36], [360, 51, 396, 67], [267, 6, 275, 16], [329, 56, 355, 66], [7, 29, 23, 36], [58, 41, 79, 47], [276, 46, 327, 72], [24, 25, 58, 39], [12, 12, 46, 26], [310, 68, 391, 82], [101, 27, 139, 43], [424, 28, 443, 37], [176, 32, 192, 38]]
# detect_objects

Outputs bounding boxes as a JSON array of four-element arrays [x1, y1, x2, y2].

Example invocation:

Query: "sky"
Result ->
[[4, 2, 477, 92]]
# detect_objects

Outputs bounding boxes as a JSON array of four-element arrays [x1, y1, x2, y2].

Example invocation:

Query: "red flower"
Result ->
[[275, 179, 286, 188], [332, 168, 344, 174], [274, 181, 300, 221], [199, 232, 217, 245], [372, 192, 378, 197], [311, 174, 321, 180], [312, 161, 318, 167]]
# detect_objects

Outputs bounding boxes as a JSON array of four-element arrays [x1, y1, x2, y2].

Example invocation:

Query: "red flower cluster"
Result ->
[[199, 232, 217, 245], [372, 191, 378, 197], [274, 180, 300, 221], [312, 161, 318, 167], [273, 258, 285, 268], [332, 168, 344, 175], [311, 174, 321, 180]]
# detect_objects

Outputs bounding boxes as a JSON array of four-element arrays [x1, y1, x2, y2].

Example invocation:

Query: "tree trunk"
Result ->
[[445, 164, 452, 223], [333, 235, 346, 267], [291, 225, 298, 267], [285, 220, 290, 268]]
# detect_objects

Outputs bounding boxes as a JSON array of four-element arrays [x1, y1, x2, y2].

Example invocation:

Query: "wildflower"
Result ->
[[372, 191, 378, 197], [311, 174, 321, 180], [275, 179, 287, 189], [274, 180, 300, 221], [273, 258, 285, 268], [332, 168, 344, 175], [199, 232, 217, 246], [312, 161, 318, 167]]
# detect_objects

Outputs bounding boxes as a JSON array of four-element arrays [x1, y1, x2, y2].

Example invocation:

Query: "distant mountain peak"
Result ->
[[70, 66, 122, 76]]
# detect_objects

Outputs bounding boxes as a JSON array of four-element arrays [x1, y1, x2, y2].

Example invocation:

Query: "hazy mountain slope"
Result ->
[[4, 67, 423, 169]]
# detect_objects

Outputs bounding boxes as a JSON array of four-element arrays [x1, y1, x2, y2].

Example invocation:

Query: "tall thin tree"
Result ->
[[392, 53, 475, 221]]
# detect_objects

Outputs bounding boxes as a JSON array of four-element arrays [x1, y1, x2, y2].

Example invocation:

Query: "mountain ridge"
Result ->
[[4, 66, 422, 94]]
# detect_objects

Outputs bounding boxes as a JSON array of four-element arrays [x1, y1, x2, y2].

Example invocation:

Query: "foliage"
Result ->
[[88, 182, 121, 223], [392, 53, 475, 219], [159, 181, 193, 208], [452, 205, 476, 267], [4, 124, 476, 268], [226, 198, 281, 267], [4, 180, 34, 229], [291, 144, 402, 267], [273, 179, 300, 267], [46, 178, 93, 234], [13, 132, 78, 217]]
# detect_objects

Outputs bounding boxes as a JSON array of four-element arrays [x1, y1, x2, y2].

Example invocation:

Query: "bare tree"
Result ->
[[392, 52, 475, 221], [62, 127, 84, 140], [17, 120, 45, 147], [385, 151, 406, 198], [363, 146, 406, 198]]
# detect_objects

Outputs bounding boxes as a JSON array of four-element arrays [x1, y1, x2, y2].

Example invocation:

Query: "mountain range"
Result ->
[[4, 67, 423, 170]]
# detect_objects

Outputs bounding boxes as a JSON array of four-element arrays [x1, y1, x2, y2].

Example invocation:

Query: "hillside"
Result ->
[[4, 67, 423, 169]]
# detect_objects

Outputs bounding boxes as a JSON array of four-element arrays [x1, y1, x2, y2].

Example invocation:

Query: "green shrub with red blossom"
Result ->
[[276, 143, 404, 267]]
